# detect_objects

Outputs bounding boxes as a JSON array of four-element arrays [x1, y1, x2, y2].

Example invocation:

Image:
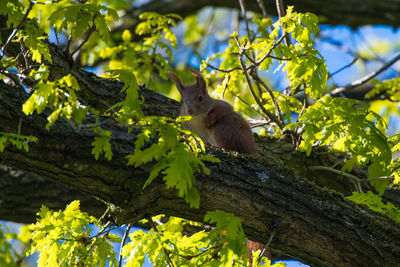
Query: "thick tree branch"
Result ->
[[0, 78, 400, 266], [128, 0, 400, 27], [0, 164, 106, 223]]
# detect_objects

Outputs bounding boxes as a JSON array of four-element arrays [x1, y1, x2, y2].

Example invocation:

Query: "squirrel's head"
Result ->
[[167, 69, 214, 116]]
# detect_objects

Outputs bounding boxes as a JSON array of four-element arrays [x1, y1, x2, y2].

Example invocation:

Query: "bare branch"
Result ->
[[328, 56, 359, 79], [256, 0, 268, 17], [221, 74, 230, 99], [229, 90, 267, 118], [31, 0, 62, 4], [275, 0, 291, 46], [329, 52, 400, 96], [238, 0, 255, 42], [238, 54, 283, 129], [118, 223, 133, 267], [258, 229, 276, 263], [250, 71, 283, 123], [1, 1, 34, 53], [255, 33, 288, 66], [309, 165, 394, 191], [0, 68, 22, 87], [204, 61, 243, 73], [71, 16, 97, 57]]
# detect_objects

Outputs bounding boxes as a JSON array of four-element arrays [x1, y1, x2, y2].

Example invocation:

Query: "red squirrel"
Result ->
[[167, 69, 258, 156]]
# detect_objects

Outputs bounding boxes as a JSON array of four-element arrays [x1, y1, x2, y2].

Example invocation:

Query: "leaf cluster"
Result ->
[[0, 225, 21, 267], [127, 116, 220, 208], [18, 203, 283, 266], [19, 200, 121, 267], [366, 78, 400, 101], [285, 96, 392, 191], [100, 12, 181, 84], [122, 211, 283, 266], [23, 71, 88, 129], [0, 132, 38, 152]]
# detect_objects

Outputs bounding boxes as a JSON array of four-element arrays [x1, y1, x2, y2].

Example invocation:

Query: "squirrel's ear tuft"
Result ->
[[167, 72, 185, 94], [188, 68, 207, 95]]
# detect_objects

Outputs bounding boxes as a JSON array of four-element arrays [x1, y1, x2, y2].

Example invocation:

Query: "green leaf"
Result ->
[[91, 128, 112, 160], [122, 29, 132, 42], [348, 192, 400, 223], [0, 132, 38, 153], [0, 0, 24, 27], [366, 78, 400, 101], [205, 210, 247, 259]]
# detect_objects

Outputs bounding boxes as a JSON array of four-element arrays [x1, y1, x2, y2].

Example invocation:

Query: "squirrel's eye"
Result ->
[[198, 95, 203, 101]]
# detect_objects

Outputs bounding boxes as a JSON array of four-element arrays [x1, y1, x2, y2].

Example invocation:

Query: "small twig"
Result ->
[[329, 51, 400, 96], [256, 0, 268, 17], [92, 224, 120, 239], [328, 56, 359, 80], [357, 182, 363, 193], [237, 0, 260, 72], [265, 55, 291, 61], [257, 229, 276, 263], [238, 0, 254, 42], [20, 42, 30, 69], [249, 118, 272, 128], [232, 35, 284, 129], [221, 75, 230, 99], [256, 33, 288, 66], [71, 17, 97, 56], [309, 166, 363, 192], [275, 0, 291, 46], [204, 61, 243, 73], [118, 223, 133, 267], [31, 0, 62, 4], [250, 72, 283, 123], [364, 176, 394, 182], [243, 33, 284, 124], [148, 217, 175, 267], [154, 219, 164, 226], [169, 243, 216, 259], [230, 90, 266, 118], [309, 165, 361, 181], [17, 118, 22, 135], [0, 69, 22, 87], [65, 35, 72, 55], [309, 166, 394, 191], [98, 221, 111, 235], [238, 54, 283, 129], [242, 48, 257, 65], [1, 1, 34, 53], [54, 28, 60, 47], [205, 33, 287, 74], [297, 98, 307, 120]]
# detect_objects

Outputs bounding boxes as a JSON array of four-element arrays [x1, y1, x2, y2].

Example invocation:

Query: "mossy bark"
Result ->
[[1, 79, 400, 266]]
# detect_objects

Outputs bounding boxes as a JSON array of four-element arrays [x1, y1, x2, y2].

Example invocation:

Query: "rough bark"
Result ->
[[0, 165, 106, 223], [1, 77, 400, 266], [132, 0, 400, 27]]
